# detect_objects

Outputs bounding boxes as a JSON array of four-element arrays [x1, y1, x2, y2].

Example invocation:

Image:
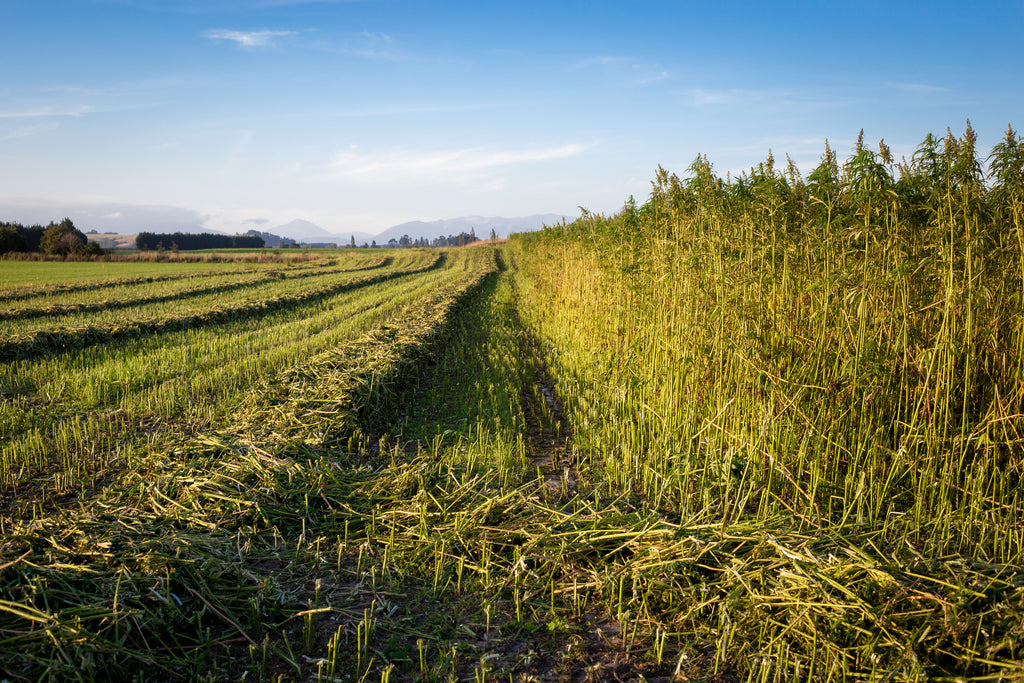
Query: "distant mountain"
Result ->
[[268, 219, 337, 243], [266, 214, 564, 246], [243, 230, 297, 249], [0, 202, 569, 244], [376, 214, 566, 244], [269, 219, 376, 246]]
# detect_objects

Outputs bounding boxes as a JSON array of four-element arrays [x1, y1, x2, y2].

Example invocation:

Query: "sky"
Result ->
[[2, 0, 1023, 237]]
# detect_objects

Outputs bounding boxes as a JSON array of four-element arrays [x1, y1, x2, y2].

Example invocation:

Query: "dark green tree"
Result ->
[[81, 241, 104, 256], [0, 225, 28, 254], [40, 218, 89, 256], [3, 223, 45, 252]]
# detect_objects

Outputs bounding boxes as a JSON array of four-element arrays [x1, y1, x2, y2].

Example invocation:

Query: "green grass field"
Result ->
[[2, 125, 1024, 682], [0, 260, 251, 287]]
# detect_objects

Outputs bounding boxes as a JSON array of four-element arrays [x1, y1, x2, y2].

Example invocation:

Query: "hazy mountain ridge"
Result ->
[[271, 214, 568, 245], [1, 198, 569, 246], [266, 219, 368, 244]]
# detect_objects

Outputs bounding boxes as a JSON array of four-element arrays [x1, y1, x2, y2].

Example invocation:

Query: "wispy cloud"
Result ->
[[329, 143, 589, 184], [1, 76, 192, 124], [683, 88, 769, 106], [305, 30, 404, 60], [124, 0, 364, 9], [245, 0, 365, 6], [680, 87, 853, 110], [635, 70, 670, 86], [0, 105, 94, 119], [203, 28, 402, 59], [337, 31, 396, 59], [203, 29, 297, 48], [572, 55, 669, 87], [887, 82, 948, 94], [0, 123, 59, 142], [332, 101, 518, 117], [0, 198, 210, 234]]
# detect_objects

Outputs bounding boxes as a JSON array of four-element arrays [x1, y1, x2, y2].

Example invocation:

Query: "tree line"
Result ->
[[0, 219, 103, 257], [135, 232, 265, 251], [384, 231, 482, 248], [344, 231, 483, 249]]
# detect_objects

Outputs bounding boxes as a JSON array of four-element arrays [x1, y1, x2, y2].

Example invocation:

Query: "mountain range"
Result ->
[[0, 198, 571, 245], [269, 214, 567, 246]]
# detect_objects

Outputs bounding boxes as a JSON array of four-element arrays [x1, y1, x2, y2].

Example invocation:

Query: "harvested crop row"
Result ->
[[236, 248, 499, 451], [0, 250, 500, 681], [0, 271, 443, 465], [0, 263, 265, 302], [0, 250, 489, 506], [1, 256, 474, 441], [0, 251, 392, 300], [0, 253, 442, 361], [0, 255, 391, 321], [0, 258, 395, 321], [0, 270, 279, 322]]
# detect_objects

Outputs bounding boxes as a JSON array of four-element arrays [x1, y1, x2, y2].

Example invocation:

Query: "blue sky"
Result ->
[[2, 0, 1022, 236]]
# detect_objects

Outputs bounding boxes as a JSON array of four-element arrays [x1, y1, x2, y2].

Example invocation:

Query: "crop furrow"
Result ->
[[0, 267, 261, 303], [243, 253, 497, 451], [0, 252, 489, 504], [0, 254, 443, 362], [0, 253, 395, 303], [0, 258, 393, 322]]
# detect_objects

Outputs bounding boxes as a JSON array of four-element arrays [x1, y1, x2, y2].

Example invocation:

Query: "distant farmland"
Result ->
[[87, 233, 137, 250]]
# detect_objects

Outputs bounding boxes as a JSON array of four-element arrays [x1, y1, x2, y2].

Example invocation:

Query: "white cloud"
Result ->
[[328, 144, 589, 184], [0, 123, 59, 141], [575, 55, 627, 68], [887, 82, 948, 94], [203, 29, 296, 48], [338, 31, 395, 59], [684, 88, 766, 106], [0, 198, 210, 233], [203, 28, 401, 59], [332, 101, 516, 117], [304, 30, 404, 60], [636, 70, 670, 86], [680, 87, 851, 110], [572, 55, 669, 87], [0, 105, 94, 119], [0, 77, 187, 125]]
